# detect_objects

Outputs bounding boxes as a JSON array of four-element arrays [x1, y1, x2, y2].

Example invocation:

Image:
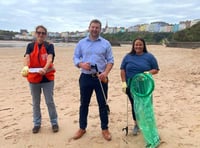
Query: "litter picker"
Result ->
[[122, 95, 129, 136], [93, 64, 110, 115]]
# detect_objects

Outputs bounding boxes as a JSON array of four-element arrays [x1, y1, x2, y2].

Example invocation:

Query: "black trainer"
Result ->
[[52, 124, 59, 133], [32, 126, 40, 134]]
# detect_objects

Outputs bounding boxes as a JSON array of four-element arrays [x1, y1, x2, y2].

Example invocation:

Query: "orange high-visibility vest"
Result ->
[[27, 42, 55, 83]]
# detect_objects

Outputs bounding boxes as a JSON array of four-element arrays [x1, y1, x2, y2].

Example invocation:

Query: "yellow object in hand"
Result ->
[[122, 81, 127, 93], [21, 66, 29, 77]]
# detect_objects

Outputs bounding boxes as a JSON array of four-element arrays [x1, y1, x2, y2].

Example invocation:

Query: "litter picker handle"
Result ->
[[94, 64, 108, 83], [94, 64, 99, 73], [94, 64, 110, 115]]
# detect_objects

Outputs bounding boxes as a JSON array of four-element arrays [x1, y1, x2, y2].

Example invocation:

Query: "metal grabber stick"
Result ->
[[94, 64, 110, 115], [122, 95, 129, 136]]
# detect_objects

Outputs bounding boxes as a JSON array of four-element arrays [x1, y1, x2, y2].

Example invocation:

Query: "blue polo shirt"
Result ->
[[73, 36, 114, 74], [120, 52, 159, 80]]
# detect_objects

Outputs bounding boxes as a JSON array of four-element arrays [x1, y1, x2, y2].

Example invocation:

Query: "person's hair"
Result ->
[[89, 19, 102, 28], [129, 37, 148, 54], [35, 25, 47, 34]]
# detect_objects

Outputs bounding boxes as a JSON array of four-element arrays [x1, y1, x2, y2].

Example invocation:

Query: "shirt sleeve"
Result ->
[[120, 55, 127, 70], [46, 43, 55, 62], [73, 42, 82, 67], [150, 53, 159, 70], [46, 44, 55, 56], [24, 43, 34, 56], [105, 42, 114, 64]]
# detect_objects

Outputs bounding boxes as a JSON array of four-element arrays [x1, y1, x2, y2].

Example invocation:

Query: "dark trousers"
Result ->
[[79, 73, 109, 130], [126, 87, 136, 121]]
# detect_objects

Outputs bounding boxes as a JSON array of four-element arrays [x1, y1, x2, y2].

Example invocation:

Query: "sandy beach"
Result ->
[[0, 42, 200, 148]]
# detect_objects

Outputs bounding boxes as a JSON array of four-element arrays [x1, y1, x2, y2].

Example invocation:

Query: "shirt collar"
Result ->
[[86, 35, 101, 41]]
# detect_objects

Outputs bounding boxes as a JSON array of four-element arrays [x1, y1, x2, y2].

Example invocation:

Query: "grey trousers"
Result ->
[[29, 81, 58, 126]]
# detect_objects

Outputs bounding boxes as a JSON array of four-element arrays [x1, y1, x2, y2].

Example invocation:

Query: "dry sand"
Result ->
[[0, 42, 200, 148]]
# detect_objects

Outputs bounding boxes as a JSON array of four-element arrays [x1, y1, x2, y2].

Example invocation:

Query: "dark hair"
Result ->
[[129, 37, 148, 54], [89, 19, 102, 28], [35, 25, 47, 34]]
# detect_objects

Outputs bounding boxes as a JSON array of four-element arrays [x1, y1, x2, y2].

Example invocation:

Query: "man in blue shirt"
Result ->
[[73, 19, 114, 141]]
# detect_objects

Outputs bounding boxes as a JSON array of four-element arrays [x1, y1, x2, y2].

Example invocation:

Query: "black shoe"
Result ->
[[52, 124, 59, 133], [32, 126, 40, 134]]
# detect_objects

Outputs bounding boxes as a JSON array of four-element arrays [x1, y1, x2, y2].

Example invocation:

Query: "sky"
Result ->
[[0, 0, 200, 32]]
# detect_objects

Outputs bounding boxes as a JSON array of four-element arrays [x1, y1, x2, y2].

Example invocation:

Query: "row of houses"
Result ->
[[15, 19, 200, 40], [105, 19, 200, 33]]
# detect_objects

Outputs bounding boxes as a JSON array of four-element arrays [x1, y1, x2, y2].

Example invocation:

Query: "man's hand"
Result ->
[[79, 62, 91, 70], [98, 72, 108, 83]]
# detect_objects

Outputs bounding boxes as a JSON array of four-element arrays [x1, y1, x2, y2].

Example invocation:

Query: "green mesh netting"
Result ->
[[130, 73, 154, 97], [129, 73, 160, 148]]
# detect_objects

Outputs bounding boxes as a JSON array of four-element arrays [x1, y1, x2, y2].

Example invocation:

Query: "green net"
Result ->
[[129, 73, 154, 97], [129, 73, 160, 148]]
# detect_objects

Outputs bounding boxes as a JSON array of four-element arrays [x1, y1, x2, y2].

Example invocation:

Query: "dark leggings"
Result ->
[[126, 87, 136, 121]]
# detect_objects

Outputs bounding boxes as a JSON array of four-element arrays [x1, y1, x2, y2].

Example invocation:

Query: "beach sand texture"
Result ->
[[0, 42, 200, 148]]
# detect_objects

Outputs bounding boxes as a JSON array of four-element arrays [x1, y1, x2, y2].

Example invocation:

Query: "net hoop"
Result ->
[[130, 73, 155, 97]]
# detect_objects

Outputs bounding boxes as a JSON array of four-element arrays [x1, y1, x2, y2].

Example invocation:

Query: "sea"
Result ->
[[0, 40, 76, 48]]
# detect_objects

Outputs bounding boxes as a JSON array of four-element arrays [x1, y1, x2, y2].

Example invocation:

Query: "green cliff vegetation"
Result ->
[[172, 22, 200, 42], [102, 32, 173, 44]]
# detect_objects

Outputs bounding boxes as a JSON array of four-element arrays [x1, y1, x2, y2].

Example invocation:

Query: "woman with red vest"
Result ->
[[21, 25, 59, 133]]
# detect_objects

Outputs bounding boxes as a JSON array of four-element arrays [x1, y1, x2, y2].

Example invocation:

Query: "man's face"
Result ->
[[89, 22, 101, 39]]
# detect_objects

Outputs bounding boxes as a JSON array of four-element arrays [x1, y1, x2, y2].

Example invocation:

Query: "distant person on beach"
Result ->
[[73, 19, 114, 141], [120, 37, 159, 135], [21, 25, 59, 134]]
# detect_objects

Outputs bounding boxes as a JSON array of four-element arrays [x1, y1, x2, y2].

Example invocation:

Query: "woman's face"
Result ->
[[134, 40, 144, 55], [35, 27, 46, 43]]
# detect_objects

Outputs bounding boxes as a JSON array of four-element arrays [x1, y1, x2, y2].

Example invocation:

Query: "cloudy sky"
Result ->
[[0, 0, 199, 32]]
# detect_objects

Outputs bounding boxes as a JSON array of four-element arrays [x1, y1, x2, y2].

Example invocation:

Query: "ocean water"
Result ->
[[0, 40, 29, 48], [0, 40, 76, 48]]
